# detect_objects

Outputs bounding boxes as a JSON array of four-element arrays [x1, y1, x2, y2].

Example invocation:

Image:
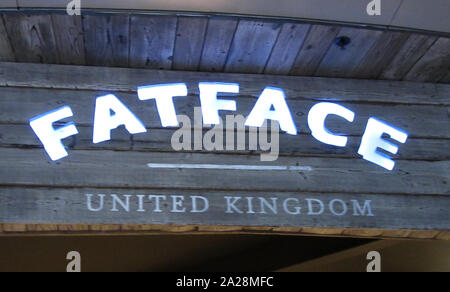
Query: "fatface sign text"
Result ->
[[29, 82, 408, 170]]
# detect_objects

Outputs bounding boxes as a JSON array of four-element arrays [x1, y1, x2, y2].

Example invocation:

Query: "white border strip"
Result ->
[[147, 163, 312, 171]]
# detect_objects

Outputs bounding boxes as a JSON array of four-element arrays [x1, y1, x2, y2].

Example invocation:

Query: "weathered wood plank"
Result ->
[[0, 188, 448, 230], [379, 34, 438, 81], [0, 148, 448, 195], [0, 124, 447, 161], [353, 31, 410, 79], [129, 15, 177, 70], [0, 86, 447, 138], [404, 37, 450, 83], [172, 17, 208, 71], [50, 15, 85, 65], [225, 20, 281, 74], [3, 14, 59, 63], [315, 27, 383, 78], [0, 62, 448, 105], [83, 15, 130, 67], [289, 24, 340, 76], [199, 18, 238, 72], [264, 23, 310, 75], [0, 16, 15, 62], [440, 72, 450, 84]]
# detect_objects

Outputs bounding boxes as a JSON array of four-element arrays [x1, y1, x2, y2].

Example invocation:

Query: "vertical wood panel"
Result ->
[[83, 15, 130, 67], [3, 14, 59, 63], [129, 15, 177, 70], [379, 34, 438, 81], [404, 37, 450, 83], [199, 17, 238, 72], [0, 16, 15, 61], [264, 23, 310, 75], [51, 15, 85, 65], [352, 31, 410, 79], [315, 27, 383, 78], [172, 17, 208, 71], [289, 25, 340, 76], [225, 20, 281, 74]]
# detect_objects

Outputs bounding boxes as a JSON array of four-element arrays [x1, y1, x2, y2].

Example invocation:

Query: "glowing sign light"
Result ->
[[245, 87, 297, 135], [308, 102, 355, 147], [358, 118, 408, 171], [29, 106, 79, 161], [29, 82, 409, 171], [199, 82, 239, 125], [93, 94, 147, 144], [138, 83, 188, 127]]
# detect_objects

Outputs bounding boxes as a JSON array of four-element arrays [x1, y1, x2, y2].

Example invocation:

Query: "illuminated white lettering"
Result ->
[[245, 87, 297, 135], [199, 82, 238, 125], [358, 118, 408, 171], [93, 94, 147, 144], [308, 102, 355, 147], [29, 106, 79, 161], [137, 83, 188, 127]]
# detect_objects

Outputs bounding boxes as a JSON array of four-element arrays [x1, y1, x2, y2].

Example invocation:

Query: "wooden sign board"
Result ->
[[0, 62, 449, 238]]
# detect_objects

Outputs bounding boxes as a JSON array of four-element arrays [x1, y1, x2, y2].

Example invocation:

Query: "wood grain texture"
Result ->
[[315, 27, 383, 78], [0, 223, 447, 241], [0, 123, 447, 161], [404, 37, 450, 83], [0, 148, 448, 195], [0, 188, 448, 231], [379, 34, 438, 81], [290, 25, 340, 76], [129, 15, 177, 70], [199, 17, 238, 72], [264, 23, 311, 75], [172, 17, 208, 71], [83, 14, 130, 67], [3, 14, 59, 63], [225, 20, 281, 73], [0, 16, 15, 62], [0, 86, 448, 138], [1, 62, 449, 106], [50, 15, 85, 65], [353, 31, 410, 79]]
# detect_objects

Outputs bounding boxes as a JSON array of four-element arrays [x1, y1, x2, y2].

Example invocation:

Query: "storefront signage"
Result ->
[[29, 82, 408, 170]]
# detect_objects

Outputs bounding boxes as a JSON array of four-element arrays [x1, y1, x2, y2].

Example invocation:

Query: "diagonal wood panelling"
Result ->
[[172, 17, 208, 71], [129, 15, 177, 70], [225, 20, 281, 74], [0, 12, 448, 82], [83, 15, 130, 67]]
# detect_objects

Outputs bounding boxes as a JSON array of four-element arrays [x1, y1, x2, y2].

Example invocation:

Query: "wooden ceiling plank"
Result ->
[[353, 31, 410, 79], [172, 17, 209, 71], [379, 34, 438, 81], [264, 23, 311, 75], [83, 15, 130, 67], [225, 20, 281, 74], [0, 16, 15, 62], [3, 14, 59, 64], [315, 27, 384, 78], [404, 37, 450, 83], [129, 15, 177, 70], [51, 15, 86, 66], [199, 17, 238, 72], [290, 24, 340, 76]]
